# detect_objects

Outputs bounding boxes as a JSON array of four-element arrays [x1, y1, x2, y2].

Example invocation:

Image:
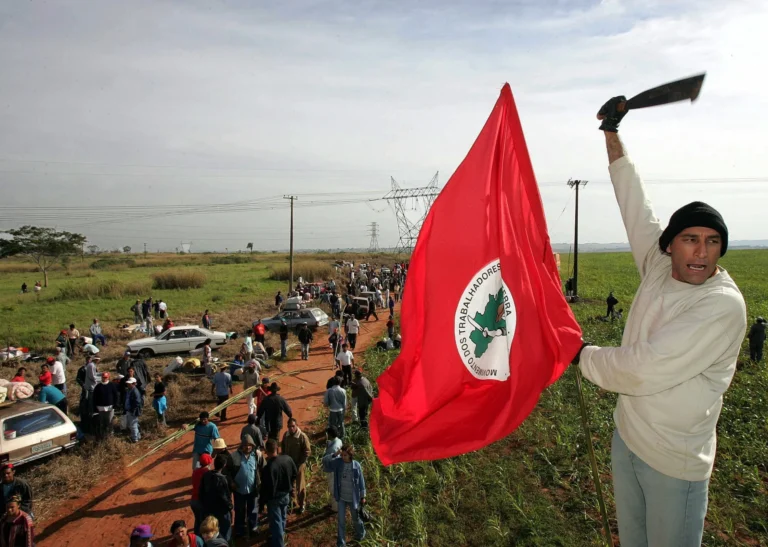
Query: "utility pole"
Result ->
[[283, 195, 297, 293], [143, 242, 147, 257], [566, 179, 588, 300]]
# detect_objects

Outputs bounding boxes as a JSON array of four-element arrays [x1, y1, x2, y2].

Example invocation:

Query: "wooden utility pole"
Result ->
[[566, 179, 588, 300], [283, 195, 297, 293]]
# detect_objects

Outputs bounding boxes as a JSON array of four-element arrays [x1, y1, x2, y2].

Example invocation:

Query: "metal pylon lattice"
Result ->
[[368, 222, 380, 252], [383, 172, 439, 254]]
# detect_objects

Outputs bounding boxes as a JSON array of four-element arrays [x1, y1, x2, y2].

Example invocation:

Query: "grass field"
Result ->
[[1, 249, 766, 544], [299, 249, 768, 547]]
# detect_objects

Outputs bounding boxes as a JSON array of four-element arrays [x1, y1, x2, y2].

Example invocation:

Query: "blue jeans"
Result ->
[[612, 429, 709, 547], [126, 414, 140, 442], [234, 491, 258, 535], [301, 343, 310, 359], [267, 492, 289, 547], [337, 499, 365, 546], [92, 333, 107, 346], [280, 339, 287, 358]]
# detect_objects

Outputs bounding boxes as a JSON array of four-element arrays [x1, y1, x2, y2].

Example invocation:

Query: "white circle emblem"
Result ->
[[454, 259, 516, 381]]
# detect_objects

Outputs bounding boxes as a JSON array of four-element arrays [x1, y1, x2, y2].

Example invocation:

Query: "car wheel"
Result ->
[[138, 348, 154, 359]]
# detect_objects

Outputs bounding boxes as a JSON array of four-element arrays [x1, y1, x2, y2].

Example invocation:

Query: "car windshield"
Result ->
[[312, 309, 325, 318], [4, 409, 65, 438]]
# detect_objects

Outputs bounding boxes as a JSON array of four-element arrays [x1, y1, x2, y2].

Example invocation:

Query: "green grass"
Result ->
[[301, 249, 768, 546]]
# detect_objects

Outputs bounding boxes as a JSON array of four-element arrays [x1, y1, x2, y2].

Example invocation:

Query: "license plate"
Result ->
[[31, 441, 52, 454]]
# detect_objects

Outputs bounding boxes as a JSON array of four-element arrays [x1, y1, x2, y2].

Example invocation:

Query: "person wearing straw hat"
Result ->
[[211, 364, 233, 422]]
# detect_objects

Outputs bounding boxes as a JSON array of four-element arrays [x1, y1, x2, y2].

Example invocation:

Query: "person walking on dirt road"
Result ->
[[335, 343, 355, 388], [67, 323, 79, 358], [1, 495, 34, 547], [261, 439, 297, 547], [168, 519, 203, 547], [575, 102, 747, 547], [199, 454, 233, 543], [278, 319, 289, 359], [281, 418, 311, 514], [230, 435, 264, 538], [297, 322, 313, 360], [241, 414, 265, 450], [324, 427, 343, 512], [190, 453, 213, 536], [323, 377, 347, 440], [323, 444, 367, 547], [257, 383, 293, 441], [344, 316, 359, 350], [211, 364, 232, 421], [192, 412, 220, 470], [124, 377, 143, 442]]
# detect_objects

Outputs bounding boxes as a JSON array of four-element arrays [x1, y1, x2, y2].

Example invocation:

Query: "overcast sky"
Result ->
[[1, 0, 766, 252]]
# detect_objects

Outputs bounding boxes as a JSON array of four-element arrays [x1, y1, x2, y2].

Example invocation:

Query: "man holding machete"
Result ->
[[574, 92, 747, 546]]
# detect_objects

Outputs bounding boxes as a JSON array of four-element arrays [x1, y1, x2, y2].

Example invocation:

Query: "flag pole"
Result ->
[[574, 367, 613, 546]]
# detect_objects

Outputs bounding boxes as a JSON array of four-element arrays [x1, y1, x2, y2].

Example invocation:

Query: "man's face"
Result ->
[[202, 531, 216, 541], [667, 227, 721, 285], [3, 468, 14, 483], [201, 418, 209, 426], [288, 422, 298, 434], [172, 526, 188, 543], [128, 369, 135, 377], [6, 501, 19, 517], [242, 443, 253, 455], [341, 449, 353, 463]]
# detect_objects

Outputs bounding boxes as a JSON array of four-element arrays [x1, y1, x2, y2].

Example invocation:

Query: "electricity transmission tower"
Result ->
[[368, 222, 380, 252], [383, 172, 440, 254]]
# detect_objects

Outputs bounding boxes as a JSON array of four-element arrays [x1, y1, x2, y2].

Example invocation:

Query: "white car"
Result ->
[[127, 325, 228, 359], [0, 400, 78, 467]]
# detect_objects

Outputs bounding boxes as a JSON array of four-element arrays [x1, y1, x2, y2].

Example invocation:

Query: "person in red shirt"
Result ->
[[252, 320, 266, 345], [190, 453, 213, 535], [10, 368, 26, 383], [39, 362, 53, 386]]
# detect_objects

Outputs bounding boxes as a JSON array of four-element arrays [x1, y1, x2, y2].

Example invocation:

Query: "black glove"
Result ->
[[597, 96, 627, 132], [571, 341, 592, 365]]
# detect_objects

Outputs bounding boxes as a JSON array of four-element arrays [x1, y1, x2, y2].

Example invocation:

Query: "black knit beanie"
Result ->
[[658, 201, 728, 256]]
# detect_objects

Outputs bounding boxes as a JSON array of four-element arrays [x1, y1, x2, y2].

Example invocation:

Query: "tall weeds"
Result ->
[[151, 271, 206, 290]]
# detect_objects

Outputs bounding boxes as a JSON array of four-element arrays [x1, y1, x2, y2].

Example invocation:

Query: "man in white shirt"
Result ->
[[48, 357, 67, 394], [575, 98, 747, 547], [345, 316, 360, 350], [158, 300, 168, 318], [335, 343, 355, 388]]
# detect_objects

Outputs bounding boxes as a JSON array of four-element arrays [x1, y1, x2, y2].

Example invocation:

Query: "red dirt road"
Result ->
[[36, 315, 392, 546]]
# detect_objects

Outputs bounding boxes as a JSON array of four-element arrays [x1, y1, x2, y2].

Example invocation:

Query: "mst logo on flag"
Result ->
[[455, 259, 515, 380]]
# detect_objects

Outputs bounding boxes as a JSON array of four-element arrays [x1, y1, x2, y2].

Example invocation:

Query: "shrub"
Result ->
[[57, 280, 151, 301], [91, 258, 137, 270], [268, 261, 335, 282], [210, 255, 253, 265], [151, 271, 206, 290]]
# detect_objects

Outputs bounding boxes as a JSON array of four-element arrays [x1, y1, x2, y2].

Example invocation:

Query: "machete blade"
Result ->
[[625, 73, 706, 111]]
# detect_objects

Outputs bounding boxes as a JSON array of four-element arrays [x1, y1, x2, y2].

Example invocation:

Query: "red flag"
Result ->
[[370, 84, 583, 466]]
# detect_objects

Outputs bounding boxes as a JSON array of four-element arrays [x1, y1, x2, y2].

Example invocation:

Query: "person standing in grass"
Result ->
[[67, 323, 79, 357], [280, 418, 311, 514], [253, 320, 266, 346], [574, 103, 747, 547], [158, 299, 168, 319], [90, 318, 107, 346], [747, 316, 766, 362], [335, 343, 354, 388], [386, 314, 395, 339], [275, 291, 283, 310], [202, 339, 213, 378], [323, 444, 366, 547], [49, 355, 66, 394], [351, 370, 373, 429], [93, 372, 118, 438], [131, 300, 142, 324], [243, 332, 254, 360], [202, 310, 211, 330], [124, 377, 142, 443], [152, 373, 167, 428], [192, 412, 220, 470], [324, 427, 342, 512], [211, 365, 232, 422], [278, 319, 289, 359], [323, 377, 347, 440]]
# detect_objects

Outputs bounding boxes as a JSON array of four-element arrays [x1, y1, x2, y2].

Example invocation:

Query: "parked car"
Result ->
[[127, 325, 228, 359], [0, 400, 78, 467], [261, 308, 329, 333], [346, 297, 370, 319]]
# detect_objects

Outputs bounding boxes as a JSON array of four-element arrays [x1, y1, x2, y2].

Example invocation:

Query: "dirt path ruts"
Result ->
[[36, 312, 393, 547]]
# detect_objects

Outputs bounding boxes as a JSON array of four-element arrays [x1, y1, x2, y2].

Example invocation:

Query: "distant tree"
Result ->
[[0, 226, 87, 287], [247, 242, 253, 253], [60, 255, 71, 273], [87, 245, 99, 255], [123, 246, 131, 253]]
